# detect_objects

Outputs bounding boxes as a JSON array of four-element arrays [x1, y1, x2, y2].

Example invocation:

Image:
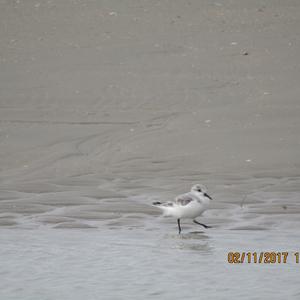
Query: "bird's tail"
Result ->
[[152, 201, 172, 217]]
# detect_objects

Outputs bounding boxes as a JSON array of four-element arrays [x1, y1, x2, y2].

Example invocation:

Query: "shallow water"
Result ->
[[1, 228, 300, 300], [1, 155, 300, 300]]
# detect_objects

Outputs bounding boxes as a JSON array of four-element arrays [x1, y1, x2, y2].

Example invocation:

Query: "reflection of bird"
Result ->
[[153, 184, 213, 234]]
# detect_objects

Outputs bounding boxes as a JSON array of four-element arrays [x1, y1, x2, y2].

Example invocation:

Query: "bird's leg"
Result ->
[[177, 219, 182, 234], [193, 219, 211, 229]]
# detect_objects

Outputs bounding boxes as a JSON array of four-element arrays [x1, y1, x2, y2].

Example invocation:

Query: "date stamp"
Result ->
[[228, 252, 300, 264]]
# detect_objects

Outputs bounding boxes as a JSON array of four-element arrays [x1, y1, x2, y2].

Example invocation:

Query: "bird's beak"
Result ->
[[204, 193, 213, 200]]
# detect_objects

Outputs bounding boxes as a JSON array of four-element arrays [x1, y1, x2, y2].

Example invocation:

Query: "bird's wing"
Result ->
[[160, 201, 174, 207], [174, 193, 195, 206]]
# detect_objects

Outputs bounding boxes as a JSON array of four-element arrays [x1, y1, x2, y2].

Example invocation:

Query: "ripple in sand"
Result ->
[[0, 218, 18, 226], [54, 222, 96, 229]]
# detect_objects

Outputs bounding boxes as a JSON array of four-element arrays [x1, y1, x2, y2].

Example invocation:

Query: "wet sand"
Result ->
[[1, 0, 300, 299]]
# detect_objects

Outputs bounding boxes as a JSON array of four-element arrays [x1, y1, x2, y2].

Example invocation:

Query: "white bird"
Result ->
[[153, 184, 213, 234]]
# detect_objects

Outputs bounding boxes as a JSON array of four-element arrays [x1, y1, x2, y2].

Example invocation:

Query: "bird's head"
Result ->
[[191, 184, 213, 200]]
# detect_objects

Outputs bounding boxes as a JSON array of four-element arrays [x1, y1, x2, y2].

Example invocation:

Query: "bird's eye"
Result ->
[[198, 189, 202, 192]]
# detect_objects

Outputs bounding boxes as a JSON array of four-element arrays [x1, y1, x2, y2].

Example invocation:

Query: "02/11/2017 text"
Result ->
[[227, 252, 299, 264]]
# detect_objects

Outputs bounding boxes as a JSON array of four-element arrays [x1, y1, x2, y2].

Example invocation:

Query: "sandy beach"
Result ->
[[1, 0, 300, 299]]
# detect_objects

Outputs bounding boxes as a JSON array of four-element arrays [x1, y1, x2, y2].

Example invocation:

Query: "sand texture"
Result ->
[[1, 0, 299, 230]]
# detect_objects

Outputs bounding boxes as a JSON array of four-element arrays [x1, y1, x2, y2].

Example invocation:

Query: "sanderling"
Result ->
[[153, 184, 213, 234]]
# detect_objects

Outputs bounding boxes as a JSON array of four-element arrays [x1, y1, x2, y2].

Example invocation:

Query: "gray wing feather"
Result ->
[[160, 202, 174, 207], [175, 193, 195, 206]]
